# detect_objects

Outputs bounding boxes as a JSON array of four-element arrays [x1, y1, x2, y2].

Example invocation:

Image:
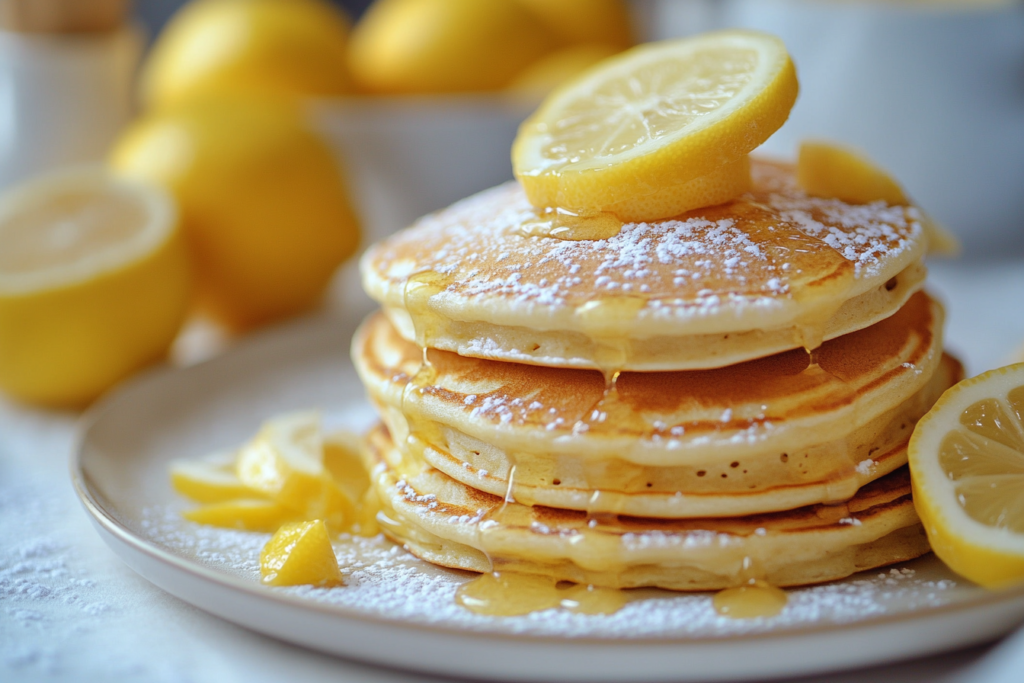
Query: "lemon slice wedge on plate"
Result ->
[[0, 168, 190, 406], [512, 29, 798, 220], [236, 411, 355, 530], [260, 519, 343, 587], [909, 363, 1024, 588]]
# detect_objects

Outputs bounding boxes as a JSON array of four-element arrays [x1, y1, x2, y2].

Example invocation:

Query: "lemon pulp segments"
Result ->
[[909, 363, 1024, 588], [512, 30, 798, 217], [939, 390, 1024, 531]]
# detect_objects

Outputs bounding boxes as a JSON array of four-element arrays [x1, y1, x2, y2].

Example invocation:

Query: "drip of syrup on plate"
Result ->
[[713, 554, 788, 619], [713, 579, 788, 619]]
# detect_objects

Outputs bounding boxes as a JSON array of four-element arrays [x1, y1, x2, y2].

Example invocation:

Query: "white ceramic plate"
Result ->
[[72, 313, 1024, 682]]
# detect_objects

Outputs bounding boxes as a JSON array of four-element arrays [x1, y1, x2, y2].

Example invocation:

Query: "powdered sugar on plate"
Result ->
[[138, 502, 963, 641]]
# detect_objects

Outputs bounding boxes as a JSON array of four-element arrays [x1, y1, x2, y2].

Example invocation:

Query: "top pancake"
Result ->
[[361, 159, 929, 371]]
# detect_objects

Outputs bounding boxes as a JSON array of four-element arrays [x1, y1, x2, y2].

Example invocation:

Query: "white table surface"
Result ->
[[4, 259, 1024, 683]]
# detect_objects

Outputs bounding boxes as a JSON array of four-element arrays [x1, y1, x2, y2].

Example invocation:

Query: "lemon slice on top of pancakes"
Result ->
[[512, 29, 798, 221], [909, 363, 1024, 588]]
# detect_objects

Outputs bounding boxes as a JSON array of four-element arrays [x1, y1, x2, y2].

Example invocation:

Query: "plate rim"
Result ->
[[68, 317, 1024, 649]]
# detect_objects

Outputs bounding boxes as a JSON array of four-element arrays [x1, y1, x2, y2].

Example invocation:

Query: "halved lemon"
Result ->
[[0, 168, 190, 406], [512, 30, 798, 221], [909, 363, 1024, 588], [797, 140, 960, 256]]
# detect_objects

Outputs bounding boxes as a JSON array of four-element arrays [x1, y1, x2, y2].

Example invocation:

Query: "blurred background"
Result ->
[[0, 0, 1022, 408], [131, 0, 1024, 256]]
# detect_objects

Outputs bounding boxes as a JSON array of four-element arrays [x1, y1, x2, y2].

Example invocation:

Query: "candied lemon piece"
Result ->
[[908, 363, 1024, 588], [183, 498, 299, 532], [512, 30, 797, 221], [260, 519, 343, 587], [170, 456, 258, 503], [236, 412, 355, 530], [797, 140, 959, 256]]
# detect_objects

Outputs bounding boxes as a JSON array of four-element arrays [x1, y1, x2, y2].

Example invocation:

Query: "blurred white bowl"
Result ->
[[310, 95, 535, 243]]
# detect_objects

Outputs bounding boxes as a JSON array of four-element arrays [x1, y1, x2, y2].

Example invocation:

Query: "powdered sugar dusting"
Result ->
[[138, 504, 965, 640], [366, 160, 924, 316]]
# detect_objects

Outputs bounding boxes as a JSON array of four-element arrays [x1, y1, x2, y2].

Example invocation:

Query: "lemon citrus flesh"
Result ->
[[323, 432, 380, 537], [183, 499, 300, 532], [512, 30, 798, 221], [236, 412, 355, 531], [909, 363, 1024, 588], [170, 457, 257, 503], [0, 169, 190, 407], [111, 98, 360, 330], [348, 0, 554, 95], [141, 0, 353, 110], [260, 519, 343, 587], [797, 140, 960, 256]]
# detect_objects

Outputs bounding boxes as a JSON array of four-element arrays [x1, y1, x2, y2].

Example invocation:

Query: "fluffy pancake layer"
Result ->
[[354, 291, 956, 516], [368, 426, 930, 591], [362, 159, 929, 371]]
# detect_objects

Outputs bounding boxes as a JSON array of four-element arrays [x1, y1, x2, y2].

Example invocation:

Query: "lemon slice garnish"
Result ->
[[170, 456, 258, 504], [183, 498, 300, 532], [236, 412, 355, 531], [797, 140, 960, 256], [909, 363, 1024, 588], [512, 29, 798, 221], [260, 519, 343, 587], [0, 168, 190, 406]]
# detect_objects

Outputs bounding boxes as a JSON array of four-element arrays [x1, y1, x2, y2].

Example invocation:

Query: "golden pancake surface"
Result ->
[[361, 160, 930, 371], [354, 291, 957, 517]]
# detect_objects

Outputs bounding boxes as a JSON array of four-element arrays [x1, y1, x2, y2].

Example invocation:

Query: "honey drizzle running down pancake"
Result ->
[[367, 425, 931, 592], [354, 291, 945, 465], [370, 353, 960, 518], [362, 159, 929, 372]]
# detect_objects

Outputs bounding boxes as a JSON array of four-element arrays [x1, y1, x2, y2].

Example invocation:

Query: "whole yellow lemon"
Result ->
[[141, 0, 353, 110], [111, 98, 360, 330], [348, 0, 555, 94], [514, 0, 634, 49]]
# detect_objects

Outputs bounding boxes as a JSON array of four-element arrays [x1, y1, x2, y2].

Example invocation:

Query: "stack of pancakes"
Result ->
[[353, 159, 962, 591]]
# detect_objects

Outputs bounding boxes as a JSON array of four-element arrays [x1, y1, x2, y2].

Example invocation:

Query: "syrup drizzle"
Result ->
[[385, 260, 897, 620], [518, 206, 623, 242]]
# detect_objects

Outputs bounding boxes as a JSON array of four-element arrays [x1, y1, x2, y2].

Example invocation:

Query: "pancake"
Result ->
[[361, 159, 930, 372], [374, 354, 959, 518], [354, 291, 955, 516], [367, 425, 930, 591]]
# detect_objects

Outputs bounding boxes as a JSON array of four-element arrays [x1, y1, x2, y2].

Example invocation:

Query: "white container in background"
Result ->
[[0, 25, 141, 189], [311, 96, 533, 243], [644, 0, 1024, 258]]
